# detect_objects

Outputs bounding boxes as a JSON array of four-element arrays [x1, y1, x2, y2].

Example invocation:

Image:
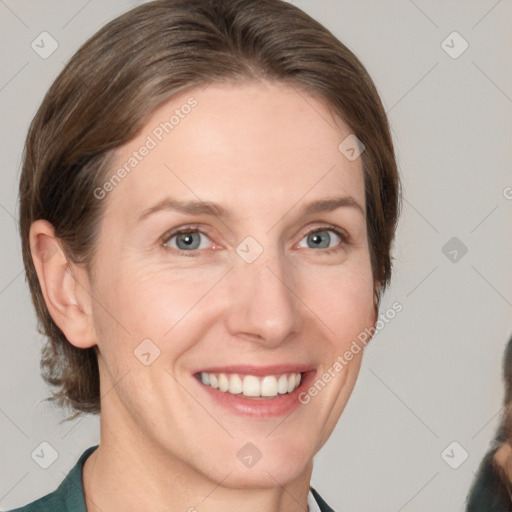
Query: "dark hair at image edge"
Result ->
[[465, 335, 512, 509], [19, 0, 402, 421]]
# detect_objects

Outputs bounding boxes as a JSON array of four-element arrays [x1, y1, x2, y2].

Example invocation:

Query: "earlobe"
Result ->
[[30, 220, 97, 349]]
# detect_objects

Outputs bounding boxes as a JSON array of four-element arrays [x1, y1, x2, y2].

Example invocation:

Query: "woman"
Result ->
[[11, 0, 400, 510]]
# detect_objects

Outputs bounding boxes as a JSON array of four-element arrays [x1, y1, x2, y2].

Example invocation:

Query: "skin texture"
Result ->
[[30, 80, 378, 512]]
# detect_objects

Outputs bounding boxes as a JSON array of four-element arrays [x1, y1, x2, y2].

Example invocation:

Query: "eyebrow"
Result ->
[[138, 195, 364, 222]]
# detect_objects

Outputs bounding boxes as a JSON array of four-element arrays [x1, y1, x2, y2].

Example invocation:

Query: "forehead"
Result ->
[[103, 80, 365, 221]]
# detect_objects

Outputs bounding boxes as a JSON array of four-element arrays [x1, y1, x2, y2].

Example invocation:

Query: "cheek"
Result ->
[[92, 259, 226, 349], [299, 261, 376, 341]]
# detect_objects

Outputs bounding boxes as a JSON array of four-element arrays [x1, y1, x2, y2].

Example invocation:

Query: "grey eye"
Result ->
[[298, 229, 341, 250], [165, 230, 210, 251]]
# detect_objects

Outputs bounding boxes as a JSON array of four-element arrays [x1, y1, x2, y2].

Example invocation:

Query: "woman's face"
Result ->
[[85, 80, 377, 487]]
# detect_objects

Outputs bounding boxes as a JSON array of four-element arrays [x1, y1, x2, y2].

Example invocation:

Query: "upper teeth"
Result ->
[[200, 372, 302, 397]]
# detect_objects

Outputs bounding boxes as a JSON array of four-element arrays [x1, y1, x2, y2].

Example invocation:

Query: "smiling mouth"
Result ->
[[195, 372, 303, 398]]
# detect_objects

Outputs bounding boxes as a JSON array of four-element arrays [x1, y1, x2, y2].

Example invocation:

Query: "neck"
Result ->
[[83, 407, 313, 512]]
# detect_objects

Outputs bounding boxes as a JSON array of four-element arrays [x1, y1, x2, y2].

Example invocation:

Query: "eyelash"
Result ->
[[161, 224, 350, 257]]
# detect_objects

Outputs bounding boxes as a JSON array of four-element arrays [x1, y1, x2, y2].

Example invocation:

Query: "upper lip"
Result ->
[[194, 364, 314, 376]]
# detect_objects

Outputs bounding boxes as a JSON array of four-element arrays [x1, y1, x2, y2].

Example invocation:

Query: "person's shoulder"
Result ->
[[5, 445, 98, 512]]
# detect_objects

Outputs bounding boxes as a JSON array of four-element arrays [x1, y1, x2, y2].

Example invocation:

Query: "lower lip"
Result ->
[[195, 371, 316, 418]]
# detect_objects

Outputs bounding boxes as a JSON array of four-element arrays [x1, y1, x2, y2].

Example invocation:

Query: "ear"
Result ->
[[29, 219, 97, 349]]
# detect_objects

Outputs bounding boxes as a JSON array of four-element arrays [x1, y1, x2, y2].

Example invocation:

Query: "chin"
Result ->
[[199, 438, 314, 489]]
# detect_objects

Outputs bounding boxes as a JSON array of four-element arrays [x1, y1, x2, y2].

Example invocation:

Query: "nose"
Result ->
[[224, 248, 302, 348]]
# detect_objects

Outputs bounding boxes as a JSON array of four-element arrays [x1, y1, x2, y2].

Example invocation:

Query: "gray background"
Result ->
[[1, 1, 511, 510]]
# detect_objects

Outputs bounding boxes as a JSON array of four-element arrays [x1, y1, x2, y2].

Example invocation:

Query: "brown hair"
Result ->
[[19, 0, 401, 419]]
